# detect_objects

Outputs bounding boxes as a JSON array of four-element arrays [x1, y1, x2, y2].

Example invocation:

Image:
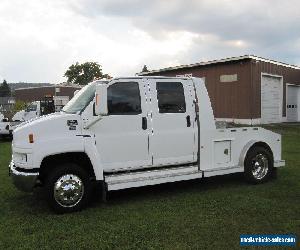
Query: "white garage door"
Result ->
[[261, 75, 282, 124], [286, 85, 300, 122]]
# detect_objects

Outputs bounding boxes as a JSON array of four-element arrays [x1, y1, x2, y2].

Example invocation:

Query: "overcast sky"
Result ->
[[0, 0, 299, 83]]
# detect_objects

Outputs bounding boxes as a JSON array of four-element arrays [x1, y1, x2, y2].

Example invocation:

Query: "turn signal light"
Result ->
[[96, 94, 99, 106], [29, 134, 34, 143]]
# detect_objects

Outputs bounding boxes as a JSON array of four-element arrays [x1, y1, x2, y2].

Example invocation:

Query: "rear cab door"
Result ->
[[147, 78, 197, 166]]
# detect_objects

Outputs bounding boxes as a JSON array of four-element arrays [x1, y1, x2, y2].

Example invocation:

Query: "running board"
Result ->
[[105, 165, 202, 191]]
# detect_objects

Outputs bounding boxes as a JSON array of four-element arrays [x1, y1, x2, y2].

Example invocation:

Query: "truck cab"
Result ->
[[9, 77, 285, 213]]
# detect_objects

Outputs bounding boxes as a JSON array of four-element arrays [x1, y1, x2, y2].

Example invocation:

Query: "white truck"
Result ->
[[0, 112, 12, 137], [8, 97, 69, 131], [3, 101, 52, 134], [13, 101, 42, 122], [12, 97, 69, 122], [9, 77, 285, 213]]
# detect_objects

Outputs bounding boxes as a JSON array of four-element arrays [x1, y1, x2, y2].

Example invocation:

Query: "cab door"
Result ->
[[93, 79, 151, 171], [148, 79, 197, 166]]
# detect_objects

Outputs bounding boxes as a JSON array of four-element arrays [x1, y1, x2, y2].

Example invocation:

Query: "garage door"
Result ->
[[287, 85, 300, 122], [261, 75, 282, 124]]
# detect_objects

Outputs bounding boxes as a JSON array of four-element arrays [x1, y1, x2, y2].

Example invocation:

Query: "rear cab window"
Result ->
[[156, 82, 186, 113]]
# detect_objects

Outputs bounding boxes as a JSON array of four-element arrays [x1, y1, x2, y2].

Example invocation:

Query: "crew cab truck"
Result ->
[[9, 77, 285, 213]]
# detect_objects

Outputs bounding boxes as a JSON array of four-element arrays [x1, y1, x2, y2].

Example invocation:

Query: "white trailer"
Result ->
[[9, 77, 285, 213]]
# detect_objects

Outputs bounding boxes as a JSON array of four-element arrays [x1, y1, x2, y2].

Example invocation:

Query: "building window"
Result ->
[[156, 82, 186, 113], [176, 73, 193, 78], [220, 74, 238, 83], [108, 82, 141, 115]]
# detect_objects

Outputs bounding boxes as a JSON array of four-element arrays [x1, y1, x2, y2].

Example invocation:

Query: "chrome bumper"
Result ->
[[274, 160, 285, 168], [9, 161, 39, 192]]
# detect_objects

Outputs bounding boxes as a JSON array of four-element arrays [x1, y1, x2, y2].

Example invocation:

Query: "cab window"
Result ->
[[108, 82, 141, 115], [156, 82, 186, 113]]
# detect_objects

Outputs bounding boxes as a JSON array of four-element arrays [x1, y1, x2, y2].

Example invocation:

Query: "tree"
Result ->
[[13, 100, 27, 113], [64, 62, 111, 85], [142, 65, 149, 73], [0, 79, 11, 97]]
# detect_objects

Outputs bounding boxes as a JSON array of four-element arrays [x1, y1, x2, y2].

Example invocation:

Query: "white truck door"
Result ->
[[94, 79, 151, 171], [148, 79, 197, 166]]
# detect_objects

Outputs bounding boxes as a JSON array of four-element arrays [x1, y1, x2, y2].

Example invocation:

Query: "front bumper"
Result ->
[[9, 161, 39, 192]]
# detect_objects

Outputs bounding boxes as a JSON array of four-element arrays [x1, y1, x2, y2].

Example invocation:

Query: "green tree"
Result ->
[[0, 79, 11, 97], [64, 62, 111, 85], [13, 100, 27, 113]]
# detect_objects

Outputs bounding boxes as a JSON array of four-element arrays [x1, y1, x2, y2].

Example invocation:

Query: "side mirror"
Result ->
[[94, 84, 108, 116]]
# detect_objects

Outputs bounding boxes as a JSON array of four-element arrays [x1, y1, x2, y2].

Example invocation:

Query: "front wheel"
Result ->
[[45, 163, 92, 213], [244, 146, 274, 184]]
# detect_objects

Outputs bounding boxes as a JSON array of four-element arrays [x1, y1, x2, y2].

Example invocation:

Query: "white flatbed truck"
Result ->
[[9, 77, 285, 213]]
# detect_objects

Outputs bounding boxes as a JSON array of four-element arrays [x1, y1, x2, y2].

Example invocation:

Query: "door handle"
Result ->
[[142, 117, 147, 130], [186, 115, 191, 127]]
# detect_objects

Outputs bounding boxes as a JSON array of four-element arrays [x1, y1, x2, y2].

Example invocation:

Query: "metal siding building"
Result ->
[[140, 55, 300, 124], [15, 86, 81, 103]]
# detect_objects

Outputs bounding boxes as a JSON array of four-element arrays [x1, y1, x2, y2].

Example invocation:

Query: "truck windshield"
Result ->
[[63, 83, 96, 114]]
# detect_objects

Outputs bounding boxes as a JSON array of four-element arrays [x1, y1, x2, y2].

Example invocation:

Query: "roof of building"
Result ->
[[138, 55, 300, 75], [15, 84, 82, 91]]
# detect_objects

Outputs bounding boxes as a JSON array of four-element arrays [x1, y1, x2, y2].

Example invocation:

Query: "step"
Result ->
[[105, 165, 202, 191]]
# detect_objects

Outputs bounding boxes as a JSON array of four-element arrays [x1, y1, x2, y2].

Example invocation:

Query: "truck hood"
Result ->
[[13, 112, 82, 149]]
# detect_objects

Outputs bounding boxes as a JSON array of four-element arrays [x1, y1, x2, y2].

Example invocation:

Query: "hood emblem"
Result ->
[[67, 120, 78, 126]]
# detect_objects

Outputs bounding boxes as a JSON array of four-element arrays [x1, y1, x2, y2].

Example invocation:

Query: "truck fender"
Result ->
[[83, 137, 104, 181], [239, 140, 259, 167], [238, 140, 271, 168]]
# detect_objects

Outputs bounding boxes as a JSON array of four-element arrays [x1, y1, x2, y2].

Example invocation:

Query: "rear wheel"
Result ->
[[45, 163, 92, 213], [244, 146, 273, 184]]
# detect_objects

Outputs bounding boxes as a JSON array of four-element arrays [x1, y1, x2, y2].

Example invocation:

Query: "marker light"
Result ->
[[29, 134, 34, 143], [96, 94, 99, 106]]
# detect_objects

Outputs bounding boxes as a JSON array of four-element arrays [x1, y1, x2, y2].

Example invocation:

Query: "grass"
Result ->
[[0, 124, 299, 249]]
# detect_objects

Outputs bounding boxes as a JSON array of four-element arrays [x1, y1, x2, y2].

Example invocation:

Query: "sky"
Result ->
[[0, 0, 299, 83]]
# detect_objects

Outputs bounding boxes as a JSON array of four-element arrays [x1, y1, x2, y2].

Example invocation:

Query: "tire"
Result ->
[[244, 146, 274, 184], [45, 163, 92, 213]]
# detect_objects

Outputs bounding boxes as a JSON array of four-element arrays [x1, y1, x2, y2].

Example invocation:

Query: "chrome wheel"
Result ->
[[251, 153, 269, 180], [54, 174, 84, 208]]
